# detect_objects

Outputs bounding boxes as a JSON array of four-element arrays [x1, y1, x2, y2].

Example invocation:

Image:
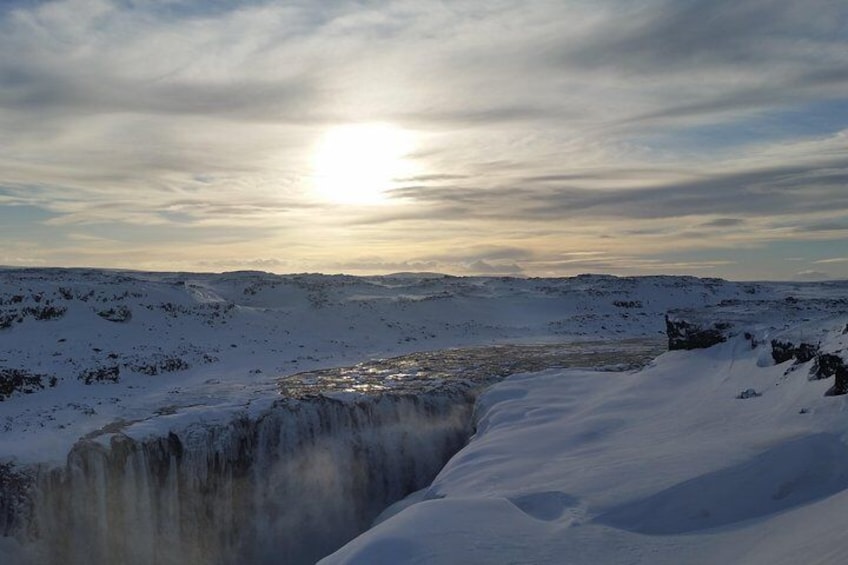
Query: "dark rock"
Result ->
[[96, 305, 132, 322], [160, 357, 189, 372], [743, 332, 760, 349], [0, 368, 49, 400], [131, 357, 190, 376], [666, 316, 729, 350], [613, 300, 643, 308], [0, 311, 16, 329], [771, 340, 819, 365], [79, 365, 121, 385], [737, 388, 761, 399], [811, 353, 848, 396], [22, 305, 66, 321]]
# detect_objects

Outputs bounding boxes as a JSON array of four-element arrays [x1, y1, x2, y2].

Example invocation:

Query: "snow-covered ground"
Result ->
[[0, 269, 771, 466], [1, 268, 846, 564], [324, 297, 848, 564]]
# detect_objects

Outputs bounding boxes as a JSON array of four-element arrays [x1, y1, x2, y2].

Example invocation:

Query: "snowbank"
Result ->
[[324, 321, 848, 564]]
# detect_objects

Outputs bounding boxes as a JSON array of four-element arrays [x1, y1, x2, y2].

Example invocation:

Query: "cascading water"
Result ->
[[26, 392, 474, 565]]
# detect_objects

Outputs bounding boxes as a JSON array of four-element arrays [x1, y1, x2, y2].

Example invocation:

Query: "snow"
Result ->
[[0, 269, 767, 466], [2, 268, 847, 564], [322, 322, 848, 565]]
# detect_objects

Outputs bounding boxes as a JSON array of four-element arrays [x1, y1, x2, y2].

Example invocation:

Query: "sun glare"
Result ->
[[312, 123, 415, 204]]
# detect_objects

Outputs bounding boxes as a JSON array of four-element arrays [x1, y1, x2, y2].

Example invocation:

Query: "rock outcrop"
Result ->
[[665, 316, 731, 350], [666, 300, 848, 397], [771, 340, 819, 365], [813, 353, 848, 396]]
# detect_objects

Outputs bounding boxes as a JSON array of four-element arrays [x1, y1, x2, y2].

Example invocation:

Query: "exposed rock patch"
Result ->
[[771, 340, 819, 365], [0, 369, 56, 401], [814, 354, 848, 396], [666, 316, 730, 350]]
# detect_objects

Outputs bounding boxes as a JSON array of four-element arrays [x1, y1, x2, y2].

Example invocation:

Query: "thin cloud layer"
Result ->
[[0, 0, 846, 279]]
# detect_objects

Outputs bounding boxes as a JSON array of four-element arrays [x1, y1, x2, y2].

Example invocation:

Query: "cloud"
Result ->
[[0, 0, 846, 277], [196, 257, 291, 272], [325, 259, 443, 276], [532, 161, 848, 221], [382, 147, 848, 227], [794, 220, 848, 233], [465, 260, 523, 275], [700, 218, 746, 228], [425, 245, 535, 264], [322, 254, 527, 277], [795, 270, 831, 281], [570, 0, 837, 71], [565, 0, 848, 129]]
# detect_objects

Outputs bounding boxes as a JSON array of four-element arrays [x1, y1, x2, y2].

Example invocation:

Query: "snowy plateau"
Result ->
[[0, 269, 847, 564]]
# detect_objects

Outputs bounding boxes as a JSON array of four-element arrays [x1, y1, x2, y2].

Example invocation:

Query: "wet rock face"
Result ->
[[665, 317, 730, 351]]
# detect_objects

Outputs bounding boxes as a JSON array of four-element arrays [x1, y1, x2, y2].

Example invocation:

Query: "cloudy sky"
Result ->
[[1, 0, 847, 279]]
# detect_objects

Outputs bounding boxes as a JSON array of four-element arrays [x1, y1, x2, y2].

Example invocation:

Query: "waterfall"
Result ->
[[21, 391, 475, 565], [3, 341, 665, 564]]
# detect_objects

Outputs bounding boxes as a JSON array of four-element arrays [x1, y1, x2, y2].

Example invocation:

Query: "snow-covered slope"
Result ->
[[323, 291, 848, 565]]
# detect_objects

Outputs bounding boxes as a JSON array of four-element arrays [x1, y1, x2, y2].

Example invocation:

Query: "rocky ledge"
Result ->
[[666, 298, 848, 395]]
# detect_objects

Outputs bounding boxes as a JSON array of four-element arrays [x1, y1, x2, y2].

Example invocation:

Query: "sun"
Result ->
[[311, 123, 414, 205]]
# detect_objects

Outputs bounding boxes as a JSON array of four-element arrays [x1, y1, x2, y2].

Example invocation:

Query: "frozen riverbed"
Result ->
[[278, 339, 666, 398]]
